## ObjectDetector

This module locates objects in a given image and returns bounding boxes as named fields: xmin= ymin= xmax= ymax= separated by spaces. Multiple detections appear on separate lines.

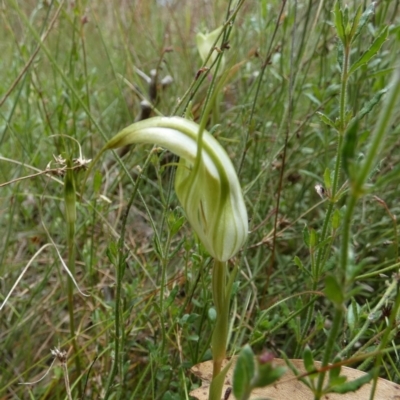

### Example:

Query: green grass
xmin=1 ymin=0 xmax=400 ymax=399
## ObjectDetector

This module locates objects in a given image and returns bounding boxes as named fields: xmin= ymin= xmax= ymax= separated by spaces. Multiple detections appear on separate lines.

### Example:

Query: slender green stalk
xmin=211 ymin=260 xmax=229 ymax=378
xmin=315 ymin=43 xmax=350 ymax=278
xmin=315 ymin=307 xmax=344 ymax=399
xmin=65 ymin=161 xmax=83 ymax=397
xmin=66 ymin=220 xmax=83 ymax=397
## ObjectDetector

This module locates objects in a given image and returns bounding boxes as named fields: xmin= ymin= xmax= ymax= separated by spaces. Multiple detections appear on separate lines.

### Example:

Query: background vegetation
xmin=1 ymin=0 xmax=400 ymax=399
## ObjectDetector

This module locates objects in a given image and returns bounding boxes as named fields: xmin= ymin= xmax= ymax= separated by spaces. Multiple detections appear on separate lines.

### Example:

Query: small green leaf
xmin=325 ymin=275 xmax=344 ymax=306
xmin=329 ymin=375 xmax=347 ymax=387
xmin=330 ymin=370 xmax=375 ymax=394
xmin=333 ymin=1 xmax=345 ymax=44
xmin=328 ymin=359 xmax=346 ymax=388
xmin=294 ymin=256 xmax=312 ymax=278
xmin=347 ymin=298 xmax=359 ymax=333
xmin=349 ymin=6 xmax=362 ymax=40
xmin=354 ymin=89 xmax=387 ymax=122
xmin=303 ymin=347 xmax=315 ymax=373
xmin=293 ymin=256 xmax=304 ymax=270
xmin=329 ymin=359 xmax=342 ymax=381
xmin=323 ymin=168 xmax=332 ymax=190
xmin=343 ymin=6 xmax=349 ymax=32
xmin=314 ymin=236 xmax=332 ymax=252
xmin=352 ymin=3 xmax=376 ymax=42
xmin=349 ymin=27 xmax=389 ymax=75
xmin=106 ymin=242 xmax=118 ymax=266
xmin=168 ymin=213 xmax=185 ymax=236
xmin=233 ymin=345 xmax=255 ymax=399
xmin=253 ymin=363 xmax=286 ymax=388
xmin=165 ymin=286 xmax=179 ymax=309
xmin=317 ymin=112 xmax=336 ymax=130
xmin=304 ymin=92 xmax=321 ymax=106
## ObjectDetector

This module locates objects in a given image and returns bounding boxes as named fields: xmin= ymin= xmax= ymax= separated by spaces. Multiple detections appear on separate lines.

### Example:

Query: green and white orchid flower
xmin=196 ymin=26 xmax=226 ymax=72
xmin=103 ymin=116 xmax=248 ymax=262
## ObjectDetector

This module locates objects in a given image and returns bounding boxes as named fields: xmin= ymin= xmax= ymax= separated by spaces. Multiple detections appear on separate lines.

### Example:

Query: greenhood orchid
xmin=196 ymin=26 xmax=226 ymax=73
xmin=101 ymin=116 xmax=248 ymax=262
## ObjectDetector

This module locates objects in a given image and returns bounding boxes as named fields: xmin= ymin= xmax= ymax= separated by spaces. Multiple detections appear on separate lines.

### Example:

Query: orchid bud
xmin=196 ymin=26 xmax=226 ymax=72
xmin=104 ymin=116 xmax=248 ymax=261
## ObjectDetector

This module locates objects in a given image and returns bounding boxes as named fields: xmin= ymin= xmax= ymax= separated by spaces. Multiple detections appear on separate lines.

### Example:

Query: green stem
xmin=315 ymin=43 xmax=350 ymax=277
xmin=315 ymin=307 xmax=344 ymax=399
xmin=66 ymin=221 xmax=83 ymax=397
xmin=211 ymin=259 xmax=229 ymax=378
xmin=313 ymin=43 xmax=353 ymax=399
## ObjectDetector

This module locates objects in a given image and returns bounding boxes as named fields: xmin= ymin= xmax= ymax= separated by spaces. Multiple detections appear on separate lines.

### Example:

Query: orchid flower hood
xmin=104 ymin=116 xmax=248 ymax=262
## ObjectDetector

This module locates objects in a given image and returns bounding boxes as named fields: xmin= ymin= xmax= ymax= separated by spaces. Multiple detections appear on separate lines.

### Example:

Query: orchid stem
xmin=211 ymin=259 xmax=230 ymax=378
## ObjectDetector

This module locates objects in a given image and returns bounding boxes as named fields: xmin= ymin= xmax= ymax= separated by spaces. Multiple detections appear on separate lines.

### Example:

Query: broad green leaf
xmin=325 ymin=275 xmax=344 ymax=306
xmin=349 ymin=27 xmax=389 ymax=75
